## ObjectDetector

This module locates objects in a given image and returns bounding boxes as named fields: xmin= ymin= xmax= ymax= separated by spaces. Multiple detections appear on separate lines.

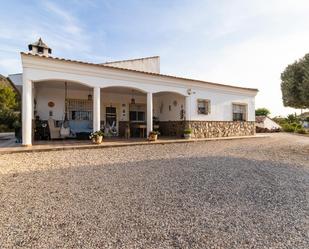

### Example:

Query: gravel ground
xmin=0 ymin=133 xmax=308 ymax=249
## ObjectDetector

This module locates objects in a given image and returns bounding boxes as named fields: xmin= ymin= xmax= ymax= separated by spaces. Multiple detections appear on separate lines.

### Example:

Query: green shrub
xmin=296 ymin=128 xmax=307 ymax=134
xmin=0 ymin=124 xmax=9 ymax=132
xmin=282 ymin=124 xmax=294 ymax=132
xmin=0 ymin=110 xmax=19 ymax=132
xmin=183 ymin=129 xmax=192 ymax=134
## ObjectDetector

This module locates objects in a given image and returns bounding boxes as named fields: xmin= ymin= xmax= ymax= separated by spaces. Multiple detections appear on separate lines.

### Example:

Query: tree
xmin=281 ymin=53 xmax=309 ymax=109
xmin=0 ymin=84 xmax=19 ymax=131
xmin=255 ymin=108 xmax=270 ymax=116
xmin=286 ymin=113 xmax=298 ymax=123
xmin=0 ymin=84 xmax=18 ymax=111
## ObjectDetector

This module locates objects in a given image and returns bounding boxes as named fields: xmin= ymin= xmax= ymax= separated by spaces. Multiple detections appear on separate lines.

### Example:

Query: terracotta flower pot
xmin=148 ymin=134 xmax=158 ymax=141
xmin=184 ymin=134 xmax=191 ymax=139
xmin=93 ymin=135 xmax=103 ymax=144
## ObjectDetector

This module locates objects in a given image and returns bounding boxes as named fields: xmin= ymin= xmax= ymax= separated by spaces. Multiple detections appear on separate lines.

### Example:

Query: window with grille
xmin=197 ymin=99 xmax=211 ymax=115
xmin=68 ymin=99 xmax=93 ymax=120
xmin=129 ymin=104 xmax=146 ymax=122
xmin=129 ymin=111 xmax=145 ymax=122
xmin=232 ymin=104 xmax=247 ymax=121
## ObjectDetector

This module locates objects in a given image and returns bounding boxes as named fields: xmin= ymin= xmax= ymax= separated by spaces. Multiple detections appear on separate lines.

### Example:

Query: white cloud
xmin=0 ymin=58 xmax=21 ymax=74
xmin=43 ymin=1 xmax=83 ymax=36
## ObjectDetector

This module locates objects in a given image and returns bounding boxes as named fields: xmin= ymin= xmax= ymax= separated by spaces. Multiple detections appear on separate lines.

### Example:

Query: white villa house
xmin=9 ymin=39 xmax=258 ymax=146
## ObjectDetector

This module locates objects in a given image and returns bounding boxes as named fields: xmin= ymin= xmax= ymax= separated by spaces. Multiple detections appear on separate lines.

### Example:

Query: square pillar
xmin=93 ymin=87 xmax=101 ymax=132
xmin=22 ymin=79 xmax=33 ymax=146
xmin=147 ymin=92 xmax=153 ymax=136
xmin=185 ymin=95 xmax=191 ymax=121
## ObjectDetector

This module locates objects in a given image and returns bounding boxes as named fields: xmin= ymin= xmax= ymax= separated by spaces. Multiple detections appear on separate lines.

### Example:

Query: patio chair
xmin=48 ymin=118 xmax=61 ymax=140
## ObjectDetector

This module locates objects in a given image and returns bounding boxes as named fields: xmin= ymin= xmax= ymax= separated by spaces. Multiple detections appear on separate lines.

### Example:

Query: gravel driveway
xmin=0 ymin=133 xmax=308 ymax=248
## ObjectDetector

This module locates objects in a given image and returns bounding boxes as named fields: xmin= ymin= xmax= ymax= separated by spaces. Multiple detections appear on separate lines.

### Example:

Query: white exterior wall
xmin=103 ymin=57 xmax=160 ymax=73
xmin=256 ymin=117 xmax=281 ymax=129
xmin=264 ymin=117 xmax=281 ymax=129
xmin=189 ymin=89 xmax=256 ymax=121
xmin=153 ymin=93 xmax=185 ymax=121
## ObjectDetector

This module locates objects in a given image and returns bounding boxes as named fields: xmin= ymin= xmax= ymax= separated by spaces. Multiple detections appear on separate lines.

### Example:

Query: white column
xmin=22 ymin=79 xmax=33 ymax=146
xmin=147 ymin=92 xmax=153 ymax=136
xmin=93 ymin=87 xmax=101 ymax=132
xmin=185 ymin=95 xmax=191 ymax=121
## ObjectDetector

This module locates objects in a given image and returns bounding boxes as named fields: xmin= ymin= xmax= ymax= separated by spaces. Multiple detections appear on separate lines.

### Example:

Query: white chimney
xmin=28 ymin=38 xmax=52 ymax=56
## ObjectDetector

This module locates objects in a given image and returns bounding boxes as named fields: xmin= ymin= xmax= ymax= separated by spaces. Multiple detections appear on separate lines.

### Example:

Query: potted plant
xmin=89 ymin=130 xmax=104 ymax=144
xmin=183 ymin=129 xmax=192 ymax=139
xmin=148 ymin=131 xmax=160 ymax=141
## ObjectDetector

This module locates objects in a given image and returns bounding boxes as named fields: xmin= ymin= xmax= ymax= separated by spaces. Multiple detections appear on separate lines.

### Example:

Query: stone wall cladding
xmin=187 ymin=121 xmax=255 ymax=138
xmin=118 ymin=121 xmax=129 ymax=137
xmin=158 ymin=121 xmax=255 ymax=138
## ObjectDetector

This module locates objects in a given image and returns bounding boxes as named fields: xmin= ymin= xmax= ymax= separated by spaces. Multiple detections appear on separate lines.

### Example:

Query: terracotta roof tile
xmin=255 ymin=116 xmax=266 ymax=123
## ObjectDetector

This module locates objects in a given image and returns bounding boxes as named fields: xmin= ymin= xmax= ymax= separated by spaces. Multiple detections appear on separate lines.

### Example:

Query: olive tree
xmin=281 ymin=53 xmax=309 ymax=109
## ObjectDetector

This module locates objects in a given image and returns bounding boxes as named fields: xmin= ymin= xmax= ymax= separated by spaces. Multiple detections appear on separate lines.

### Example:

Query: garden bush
xmin=290 ymin=122 xmax=302 ymax=130
xmin=296 ymin=128 xmax=307 ymax=134
xmin=282 ymin=124 xmax=294 ymax=132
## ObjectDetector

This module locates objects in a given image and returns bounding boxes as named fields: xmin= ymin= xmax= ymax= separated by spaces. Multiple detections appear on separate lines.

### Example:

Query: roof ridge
xmin=102 ymin=56 xmax=160 ymax=65
xmin=20 ymin=52 xmax=258 ymax=92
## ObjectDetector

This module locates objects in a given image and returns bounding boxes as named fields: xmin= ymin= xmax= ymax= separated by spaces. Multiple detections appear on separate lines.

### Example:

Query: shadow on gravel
xmin=1 ymin=156 xmax=309 ymax=248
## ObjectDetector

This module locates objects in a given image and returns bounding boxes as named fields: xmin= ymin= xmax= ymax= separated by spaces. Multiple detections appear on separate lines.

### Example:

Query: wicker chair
xmin=48 ymin=118 xmax=61 ymax=139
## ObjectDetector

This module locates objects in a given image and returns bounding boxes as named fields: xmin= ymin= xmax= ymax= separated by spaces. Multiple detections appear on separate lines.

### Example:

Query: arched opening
xmin=34 ymin=80 xmax=92 ymax=121
xmin=33 ymin=80 xmax=94 ymax=141
xmin=101 ymin=86 xmax=147 ymax=138
xmin=153 ymin=91 xmax=186 ymax=137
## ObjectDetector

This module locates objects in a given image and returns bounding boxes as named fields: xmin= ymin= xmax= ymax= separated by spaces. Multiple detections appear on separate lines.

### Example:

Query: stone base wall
xmin=118 ymin=121 xmax=129 ymax=137
xmin=158 ymin=121 xmax=255 ymax=138
xmin=187 ymin=121 xmax=255 ymax=138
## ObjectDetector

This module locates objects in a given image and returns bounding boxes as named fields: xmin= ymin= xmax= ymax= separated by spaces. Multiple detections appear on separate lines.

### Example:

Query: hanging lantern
xmin=131 ymin=90 xmax=135 ymax=104
xmin=88 ymin=88 xmax=92 ymax=100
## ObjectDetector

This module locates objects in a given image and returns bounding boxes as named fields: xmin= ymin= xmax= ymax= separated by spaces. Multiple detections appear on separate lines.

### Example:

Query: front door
xmin=105 ymin=106 xmax=117 ymax=136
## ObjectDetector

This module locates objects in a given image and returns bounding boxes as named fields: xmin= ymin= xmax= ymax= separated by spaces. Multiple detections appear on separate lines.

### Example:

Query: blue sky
xmin=1 ymin=0 xmax=309 ymax=116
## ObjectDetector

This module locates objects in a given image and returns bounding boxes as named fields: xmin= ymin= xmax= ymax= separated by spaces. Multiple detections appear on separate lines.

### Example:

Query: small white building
xmin=255 ymin=116 xmax=281 ymax=131
xmin=299 ymin=112 xmax=309 ymax=129
xmin=9 ymin=38 xmax=258 ymax=146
